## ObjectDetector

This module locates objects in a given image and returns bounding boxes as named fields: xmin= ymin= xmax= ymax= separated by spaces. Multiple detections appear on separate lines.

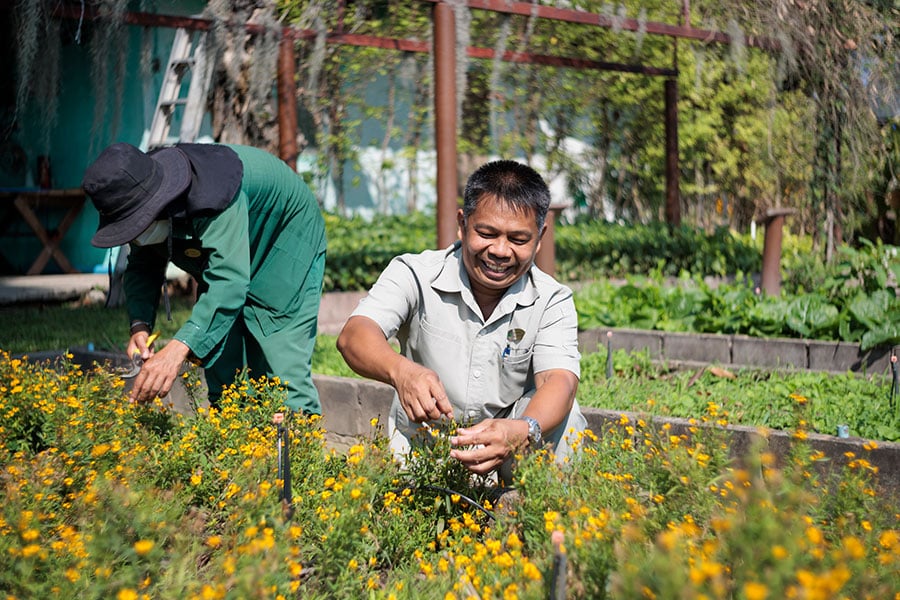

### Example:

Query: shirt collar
xmin=431 ymin=242 xmax=539 ymax=321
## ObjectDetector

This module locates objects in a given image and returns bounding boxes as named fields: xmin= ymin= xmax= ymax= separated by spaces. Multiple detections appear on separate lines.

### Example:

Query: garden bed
xmin=15 ymin=347 xmax=900 ymax=501
xmin=3 ymin=349 xmax=898 ymax=599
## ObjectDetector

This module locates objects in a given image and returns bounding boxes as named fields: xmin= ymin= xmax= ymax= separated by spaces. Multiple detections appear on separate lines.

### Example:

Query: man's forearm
xmin=522 ymin=369 xmax=579 ymax=434
xmin=336 ymin=316 xmax=404 ymax=386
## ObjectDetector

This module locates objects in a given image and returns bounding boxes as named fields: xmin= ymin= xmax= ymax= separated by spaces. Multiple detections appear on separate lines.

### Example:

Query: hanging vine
xmin=13 ymin=0 xmax=62 ymax=154
xmin=88 ymin=0 xmax=128 ymax=156
xmin=448 ymin=0 xmax=471 ymax=130
xmin=702 ymin=0 xmax=897 ymax=255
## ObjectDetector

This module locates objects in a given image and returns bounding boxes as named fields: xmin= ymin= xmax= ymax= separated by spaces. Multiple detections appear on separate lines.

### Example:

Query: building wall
xmin=2 ymin=1 xmax=204 ymax=274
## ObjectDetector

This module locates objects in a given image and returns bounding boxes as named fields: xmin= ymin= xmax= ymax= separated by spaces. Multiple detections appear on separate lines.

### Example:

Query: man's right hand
xmin=129 ymin=339 xmax=191 ymax=404
xmin=390 ymin=359 xmax=453 ymax=423
xmin=337 ymin=315 xmax=453 ymax=423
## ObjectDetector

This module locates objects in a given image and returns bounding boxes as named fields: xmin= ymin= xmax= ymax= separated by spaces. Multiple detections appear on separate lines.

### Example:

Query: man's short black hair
xmin=462 ymin=160 xmax=551 ymax=230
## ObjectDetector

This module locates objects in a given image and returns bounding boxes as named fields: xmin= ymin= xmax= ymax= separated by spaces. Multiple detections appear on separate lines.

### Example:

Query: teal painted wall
xmin=3 ymin=1 xmax=205 ymax=274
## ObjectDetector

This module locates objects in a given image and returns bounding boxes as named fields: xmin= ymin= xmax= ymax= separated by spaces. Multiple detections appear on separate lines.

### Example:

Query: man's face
xmin=457 ymin=195 xmax=544 ymax=296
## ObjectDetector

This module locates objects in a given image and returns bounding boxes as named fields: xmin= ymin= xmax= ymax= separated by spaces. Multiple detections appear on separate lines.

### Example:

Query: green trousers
xmin=205 ymin=250 xmax=325 ymax=414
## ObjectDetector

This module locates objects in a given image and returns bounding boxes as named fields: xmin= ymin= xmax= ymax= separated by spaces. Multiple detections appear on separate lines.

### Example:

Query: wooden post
xmin=434 ymin=2 xmax=458 ymax=249
xmin=277 ymin=32 xmax=299 ymax=171
xmin=664 ymin=78 xmax=680 ymax=226
xmin=535 ymin=204 xmax=569 ymax=278
xmin=759 ymin=208 xmax=796 ymax=296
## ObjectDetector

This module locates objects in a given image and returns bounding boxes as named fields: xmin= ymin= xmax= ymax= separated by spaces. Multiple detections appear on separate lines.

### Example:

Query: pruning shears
xmin=121 ymin=331 xmax=160 ymax=379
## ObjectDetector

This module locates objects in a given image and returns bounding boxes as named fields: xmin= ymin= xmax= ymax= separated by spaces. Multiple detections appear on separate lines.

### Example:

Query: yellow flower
xmin=842 ymin=536 xmax=866 ymax=559
xmin=789 ymin=393 xmax=808 ymax=405
xmin=743 ymin=581 xmax=768 ymax=600
xmin=117 ymin=589 xmax=138 ymax=600
xmin=805 ymin=526 xmax=823 ymax=545
xmin=522 ymin=561 xmax=542 ymax=581
xmin=134 ymin=540 xmax=155 ymax=555
xmin=91 ymin=443 xmax=111 ymax=457
xmin=206 ymin=535 xmax=222 ymax=548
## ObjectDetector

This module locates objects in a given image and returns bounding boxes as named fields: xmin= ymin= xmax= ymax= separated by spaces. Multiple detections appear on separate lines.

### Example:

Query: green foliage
xmin=555 ymin=220 xmax=761 ymax=280
xmin=575 ymin=239 xmax=900 ymax=348
xmin=322 ymin=211 xmax=434 ymax=292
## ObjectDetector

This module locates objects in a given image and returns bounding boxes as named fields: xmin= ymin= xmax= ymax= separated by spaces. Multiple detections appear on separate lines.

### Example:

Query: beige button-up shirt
xmin=351 ymin=242 xmax=582 ymax=444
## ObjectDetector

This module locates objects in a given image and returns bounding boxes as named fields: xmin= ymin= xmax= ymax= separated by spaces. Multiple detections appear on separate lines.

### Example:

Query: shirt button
xmin=473 ymin=369 xmax=482 ymax=378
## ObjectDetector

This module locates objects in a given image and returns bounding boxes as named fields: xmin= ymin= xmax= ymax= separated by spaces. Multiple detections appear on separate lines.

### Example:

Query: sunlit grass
xmin=0 ymin=297 xmax=194 ymax=354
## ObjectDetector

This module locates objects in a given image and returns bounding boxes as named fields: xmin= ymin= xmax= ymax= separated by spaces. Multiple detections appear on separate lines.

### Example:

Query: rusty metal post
xmin=759 ymin=208 xmax=796 ymax=296
xmin=664 ymin=78 xmax=680 ymax=227
xmin=535 ymin=203 xmax=568 ymax=278
xmin=277 ymin=32 xmax=299 ymax=171
xmin=434 ymin=2 xmax=458 ymax=249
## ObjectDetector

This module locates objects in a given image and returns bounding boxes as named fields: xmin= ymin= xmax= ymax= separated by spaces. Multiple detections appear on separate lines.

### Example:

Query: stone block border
xmin=579 ymin=328 xmax=899 ymax=375
xmin=313 ymin=375 xmax=900 ymax=500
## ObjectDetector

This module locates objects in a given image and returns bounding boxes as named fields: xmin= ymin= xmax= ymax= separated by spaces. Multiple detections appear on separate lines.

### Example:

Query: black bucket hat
xmin=83 ymin=142 xmax=191 ymax=248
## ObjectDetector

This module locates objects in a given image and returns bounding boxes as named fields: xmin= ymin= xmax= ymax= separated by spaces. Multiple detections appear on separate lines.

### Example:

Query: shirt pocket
xmin=498 ymin=343 xmax=534 ymax=405
xmin=415 ymin=316 xmax=462 ymax=364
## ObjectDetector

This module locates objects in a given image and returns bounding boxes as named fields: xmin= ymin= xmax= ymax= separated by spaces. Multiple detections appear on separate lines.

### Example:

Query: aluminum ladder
xmin=147 ymin=28 xmax=213 ymax=149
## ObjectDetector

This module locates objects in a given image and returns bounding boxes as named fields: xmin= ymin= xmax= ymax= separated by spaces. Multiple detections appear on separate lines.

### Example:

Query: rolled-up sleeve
xmin=350 ymin=256 xmax=418 ymax=340
xmin=531 ymin=287 xmax=581 ymax=379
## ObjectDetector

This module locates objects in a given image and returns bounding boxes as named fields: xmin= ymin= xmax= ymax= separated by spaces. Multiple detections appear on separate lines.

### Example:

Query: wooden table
xmin=0 ymin=188 xmax=87 ymax=275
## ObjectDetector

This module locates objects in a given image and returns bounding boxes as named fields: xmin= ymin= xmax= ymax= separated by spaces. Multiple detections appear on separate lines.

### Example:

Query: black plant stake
xmin=274 ymin=412 xmax=294 ymax=519
xmin=606 ymin=331 xmax=613 ymax=379
xmin=549 ymin=530 xmax=567 ymax=600
xmin=891 ymin=354 xmax=898 ymax=417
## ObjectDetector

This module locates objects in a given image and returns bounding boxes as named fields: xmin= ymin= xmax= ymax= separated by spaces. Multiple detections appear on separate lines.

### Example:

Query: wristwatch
xmin=519 ymin=416 xmax=542 ymax=447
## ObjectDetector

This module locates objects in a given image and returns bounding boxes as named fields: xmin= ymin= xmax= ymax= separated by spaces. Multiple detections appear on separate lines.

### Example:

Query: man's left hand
xmin=449 ymin=418 xmax=530 ymax=476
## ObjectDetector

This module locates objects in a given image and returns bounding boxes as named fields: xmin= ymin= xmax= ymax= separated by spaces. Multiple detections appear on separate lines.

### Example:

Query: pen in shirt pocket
xmin=501 ymin=328 xmax=525 ymax=363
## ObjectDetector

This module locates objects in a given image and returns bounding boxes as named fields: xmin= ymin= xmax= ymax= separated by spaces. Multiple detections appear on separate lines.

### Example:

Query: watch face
xmin=523 ymin=417 xmax=541 ymax=445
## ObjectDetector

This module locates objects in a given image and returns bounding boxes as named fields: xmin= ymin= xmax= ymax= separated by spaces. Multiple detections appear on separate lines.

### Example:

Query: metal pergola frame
xmin=52 ymin=0 xmax=776 ymax=270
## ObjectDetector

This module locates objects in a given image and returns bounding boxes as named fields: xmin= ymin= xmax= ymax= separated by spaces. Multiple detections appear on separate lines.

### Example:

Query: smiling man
xmin=337 ymin=160 xmax=586 ymax=479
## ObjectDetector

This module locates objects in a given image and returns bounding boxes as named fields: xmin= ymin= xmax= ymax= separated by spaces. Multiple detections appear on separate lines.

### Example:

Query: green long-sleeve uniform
xmin=124 ymin=144 xmax=326 ymax=413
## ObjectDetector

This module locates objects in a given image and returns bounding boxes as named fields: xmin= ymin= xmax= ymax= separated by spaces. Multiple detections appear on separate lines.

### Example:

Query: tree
xmin=697 ymin=0 xmax=898 ymax=257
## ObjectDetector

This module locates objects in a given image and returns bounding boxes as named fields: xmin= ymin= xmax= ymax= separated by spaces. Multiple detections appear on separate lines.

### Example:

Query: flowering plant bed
xmin=1 ymin=351 xmax=898 ymax=599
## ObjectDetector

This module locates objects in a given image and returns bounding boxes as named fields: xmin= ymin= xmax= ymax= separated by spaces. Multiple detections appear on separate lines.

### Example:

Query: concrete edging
xmin=579 ymin=327 xmax=899 ymax=375
xmin=312 ymin=375 xmax=900 ymax=500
